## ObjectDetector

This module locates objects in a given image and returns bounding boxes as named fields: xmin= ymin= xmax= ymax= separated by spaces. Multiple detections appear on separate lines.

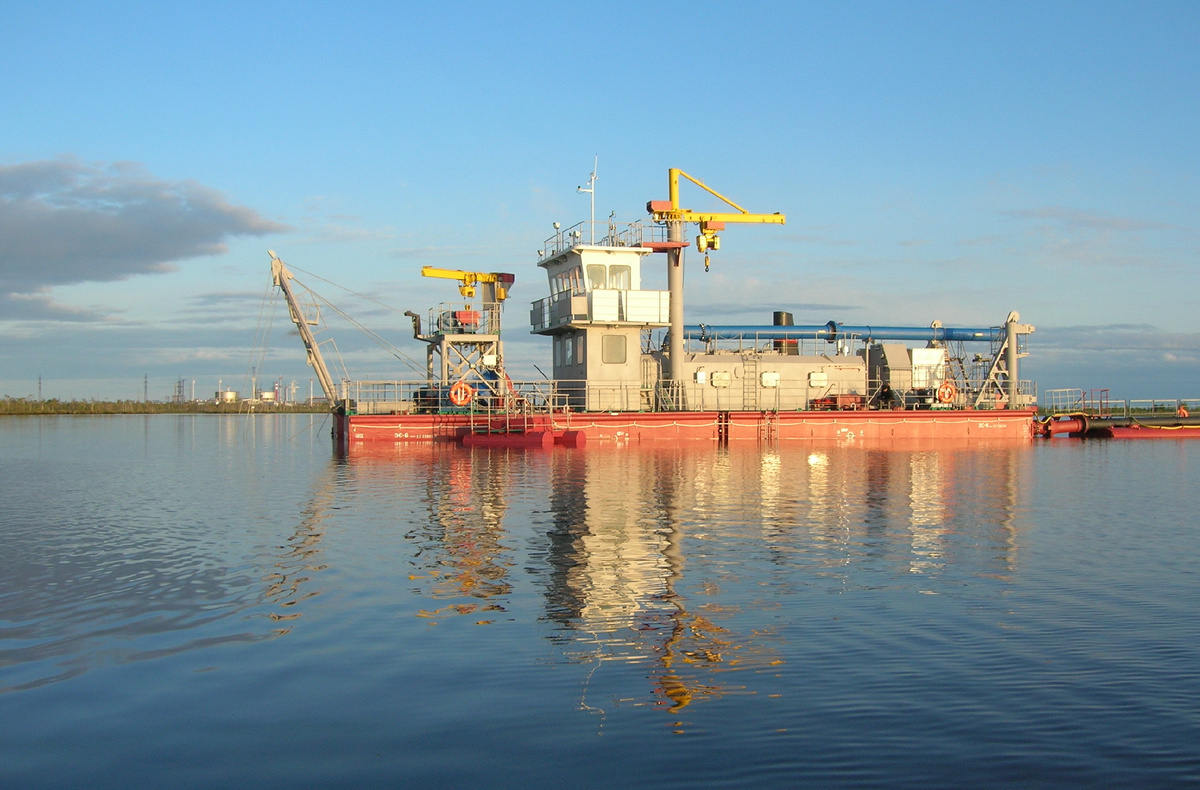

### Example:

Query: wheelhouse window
xmin=586 ymin=264 xmax=607 ymax=290
xmin=608 ymin=264 xmax=631 ymax=290
xmin=551 ymin=267 xmax=584 ymax=296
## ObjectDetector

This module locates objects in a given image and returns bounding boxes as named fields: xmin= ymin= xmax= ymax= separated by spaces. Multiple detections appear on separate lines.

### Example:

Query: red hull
xmin=338 ymin=408 xmax=1037 ymax=451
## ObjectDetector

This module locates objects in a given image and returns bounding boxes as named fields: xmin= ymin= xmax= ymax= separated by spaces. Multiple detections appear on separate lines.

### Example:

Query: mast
xmin=577 ymin=156 xmax=597 ymax=244
xmin=269 ymin=251 xmax=340 ymax=408
xmin=666 ymin=219 xmax=686 ymax=393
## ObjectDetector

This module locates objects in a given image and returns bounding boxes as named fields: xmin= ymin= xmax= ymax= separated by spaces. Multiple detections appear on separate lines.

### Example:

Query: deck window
xmin=601 ymin=334 xmax=626 ymax=364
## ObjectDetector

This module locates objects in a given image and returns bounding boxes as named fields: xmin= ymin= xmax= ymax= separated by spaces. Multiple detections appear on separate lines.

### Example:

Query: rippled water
xmin=2 ymin=415 xmax=1198 ymax=788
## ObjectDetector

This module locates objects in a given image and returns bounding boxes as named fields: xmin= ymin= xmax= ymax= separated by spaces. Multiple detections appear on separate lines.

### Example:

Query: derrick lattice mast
xmin=269 ymin=251 xmax=340 ymax=408
xmin=972 ymin=311 xmax=1036 ymax=408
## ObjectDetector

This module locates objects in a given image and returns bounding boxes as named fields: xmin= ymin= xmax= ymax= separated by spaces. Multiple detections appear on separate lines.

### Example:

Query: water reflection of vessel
xmin=271 ymin=169 xmax=1041 ymax=452
xmin=343 ymin=443 xmax=515 ymax=623
xmin=529 ymin=442 xmax=1029 ymax=714
xmin=339 ymin=440 xmax=1029 ymax=715
xmin=538 ymin=447 xmax=779 ymax=713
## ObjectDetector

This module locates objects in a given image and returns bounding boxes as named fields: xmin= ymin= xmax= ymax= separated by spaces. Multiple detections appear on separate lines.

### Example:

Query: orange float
xmin=448 ymin=380 xmax=475 ymax=407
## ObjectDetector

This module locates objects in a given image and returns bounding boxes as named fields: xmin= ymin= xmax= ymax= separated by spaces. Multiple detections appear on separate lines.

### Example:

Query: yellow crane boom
xmin=421 ymin=266 xmax=515 ymax=301
xmin=647 ymin=168 xmax=785 ymax=256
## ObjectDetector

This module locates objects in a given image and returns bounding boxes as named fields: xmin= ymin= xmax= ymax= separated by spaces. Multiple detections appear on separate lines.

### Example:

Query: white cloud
xmin=1038 ymin=324 xmax=1200 ymax=352
xmin=0 ymin=157 xmax=289 ymax=319
xmin=1002 ymin=206 xmax=1179 ymax=233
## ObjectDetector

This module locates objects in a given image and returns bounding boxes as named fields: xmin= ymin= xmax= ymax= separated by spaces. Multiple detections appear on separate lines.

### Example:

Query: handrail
xmin=538 ymin=221 xmax=668 ymax=260
xmin=339 ymin=377 xmax=1036 ymax=416
xmin=1043 ymin=389 xmax=1198 ymax=418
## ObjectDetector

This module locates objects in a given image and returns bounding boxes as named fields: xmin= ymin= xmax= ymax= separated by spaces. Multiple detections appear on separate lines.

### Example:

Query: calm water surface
xmin=1 ymin=415 xmax=1198 ymax=788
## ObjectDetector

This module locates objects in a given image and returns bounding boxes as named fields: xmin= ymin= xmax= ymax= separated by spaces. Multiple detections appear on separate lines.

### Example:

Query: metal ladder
xmin=742 ymin=354 xmax=759 ymax=410
xmin=762 ymin=409 xmax=779 ymax=444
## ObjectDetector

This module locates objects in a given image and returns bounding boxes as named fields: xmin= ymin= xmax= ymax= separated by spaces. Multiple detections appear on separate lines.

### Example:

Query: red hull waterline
xmin=336 ymin=408 xmax=1038 ymax=451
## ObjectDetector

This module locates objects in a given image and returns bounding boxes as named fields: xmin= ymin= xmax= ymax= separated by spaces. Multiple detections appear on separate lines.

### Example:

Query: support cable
xmin=281 ymin=265 xmax=427 ymax=377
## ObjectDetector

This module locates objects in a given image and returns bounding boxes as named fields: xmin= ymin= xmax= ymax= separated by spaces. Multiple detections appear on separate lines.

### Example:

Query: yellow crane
xmin=414 ymin=267 xmax=516 ymax=386
xmin=647 ymin=168 xmax=785 ymax=270
xmin=420 ymin=266 xmax=515 ymax=302
xmin=646 ymin=169 xmax=785 ymax=396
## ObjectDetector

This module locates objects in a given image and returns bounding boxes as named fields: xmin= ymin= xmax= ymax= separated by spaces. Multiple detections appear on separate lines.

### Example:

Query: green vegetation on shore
xmin=1 ymin=398 xmax=328 ymax=415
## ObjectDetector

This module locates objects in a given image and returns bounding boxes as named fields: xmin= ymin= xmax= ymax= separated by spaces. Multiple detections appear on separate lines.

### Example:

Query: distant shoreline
xmin=1 ymin=400 xmax=327 ymax=416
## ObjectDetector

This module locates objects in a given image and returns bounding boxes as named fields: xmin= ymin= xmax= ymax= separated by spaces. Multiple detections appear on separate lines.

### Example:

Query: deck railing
xmin=538 ymin=220 xmax=668 ymax=260
xmin=1044 ymin=388 xmax=1197 ymax=418
xmin=339 ymin=377 xmax=1037 ymax=416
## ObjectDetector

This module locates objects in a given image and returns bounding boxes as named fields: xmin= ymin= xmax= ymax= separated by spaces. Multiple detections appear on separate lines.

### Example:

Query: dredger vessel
xmin=273 ymin=168 xmax=1044 ymax=451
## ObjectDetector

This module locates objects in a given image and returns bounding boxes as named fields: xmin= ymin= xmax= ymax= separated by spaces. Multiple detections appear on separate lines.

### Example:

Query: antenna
xmin=577 ymin=155 xmax=597 ymax=244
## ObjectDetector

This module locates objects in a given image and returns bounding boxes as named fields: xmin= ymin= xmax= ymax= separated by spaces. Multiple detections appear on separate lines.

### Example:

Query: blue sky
xmin=2 ymin=1 xmax=1197 ymax=401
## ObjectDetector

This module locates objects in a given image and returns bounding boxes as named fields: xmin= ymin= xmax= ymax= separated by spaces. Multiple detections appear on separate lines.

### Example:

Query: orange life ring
xmin=936 ymin=381 xmax=957 ymax=404
xmin=448 ymin=380 xmax=475 ymax=407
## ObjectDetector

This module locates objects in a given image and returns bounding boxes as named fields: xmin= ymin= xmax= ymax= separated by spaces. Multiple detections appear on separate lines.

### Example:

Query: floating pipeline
xmin=1038 ymin=413 xmax=1200 ymax=439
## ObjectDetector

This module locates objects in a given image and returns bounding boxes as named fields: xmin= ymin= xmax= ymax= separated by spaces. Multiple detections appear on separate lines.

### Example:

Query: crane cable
xmin=280 ymin=264 xmax=426 ymax=376
xmin=246 ymin=277 xmax=279 ymax=402
xmin=240 ymin=278 xmax=282 ymax=436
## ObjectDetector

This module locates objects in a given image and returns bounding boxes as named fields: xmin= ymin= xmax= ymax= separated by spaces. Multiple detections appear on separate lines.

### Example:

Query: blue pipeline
xmin=683 ymin=322 xmax=1002 ymax=343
